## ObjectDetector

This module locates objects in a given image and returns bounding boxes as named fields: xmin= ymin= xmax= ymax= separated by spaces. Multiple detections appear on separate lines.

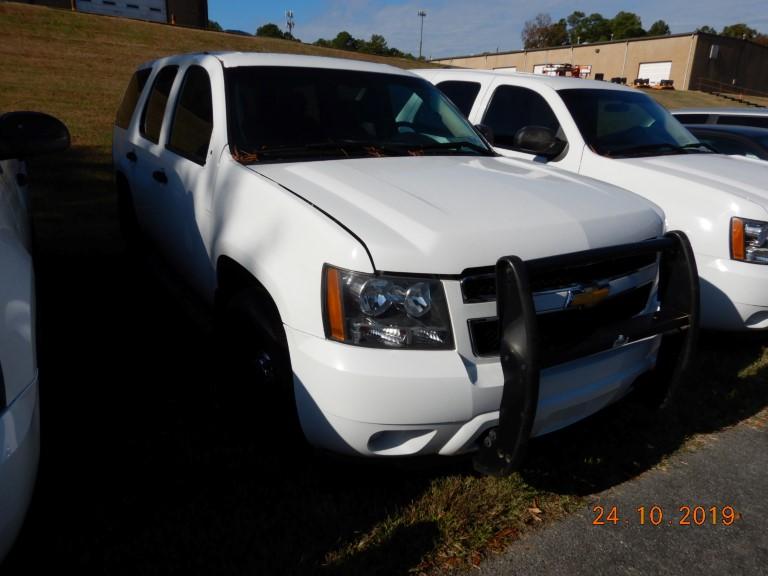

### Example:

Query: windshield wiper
xmin=408 ymin=140 xmax=493 ymax=155
xmin=607 ymin=142 xmax=713 ymax=158
xmin=245 ymin=140 xmax=411 ymax=161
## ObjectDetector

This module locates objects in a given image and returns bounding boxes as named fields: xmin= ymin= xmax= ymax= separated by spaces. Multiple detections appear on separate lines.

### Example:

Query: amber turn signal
xmin=325 ymin=266 xmax=346 ymax=341
xmin=731 ymin=218 xmax=745 ymax=261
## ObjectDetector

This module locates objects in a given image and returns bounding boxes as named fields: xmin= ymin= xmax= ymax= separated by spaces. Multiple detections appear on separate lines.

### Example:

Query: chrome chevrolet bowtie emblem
xmin=533 ymin=282 xmax=611 ymax=314
xmin=569 ymin=285 xmax=610 ymax=309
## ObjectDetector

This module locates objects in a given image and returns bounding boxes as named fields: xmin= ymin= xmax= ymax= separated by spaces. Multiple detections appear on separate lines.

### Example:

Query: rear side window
xmin=115 ymin=68 xmax=151 ymax=129
xmin=673 ymin=114 xmax=709 ymax=124
xmin=482 ymin=85 xmax=561 ymax=148
xmin=168 ymin=66 xmax=213 ymax=164
xmin=717 ymin=115 xmax=768 ymax=129
xmin=437 ymin=81 xmax=481 ymax=117
xmin=140 ymin=65 xmax=178 ymax=144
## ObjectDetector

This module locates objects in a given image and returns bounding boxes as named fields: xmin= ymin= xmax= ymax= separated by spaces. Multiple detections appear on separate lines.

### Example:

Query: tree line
xmin=522 ymin=11 xmax=768 ymax=49
xmin=206 ymin=20 xmax=420 ymax=59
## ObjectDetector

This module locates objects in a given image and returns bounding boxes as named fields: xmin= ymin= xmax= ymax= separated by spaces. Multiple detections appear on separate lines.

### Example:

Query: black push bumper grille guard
xmin=473 ymin=231 xmax=699 ymax=476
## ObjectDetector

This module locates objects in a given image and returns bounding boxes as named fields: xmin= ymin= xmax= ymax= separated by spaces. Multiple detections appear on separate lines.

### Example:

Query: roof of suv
xmin=142 ymin=51 xmax=413 ymax=77
xmin=416 ymin=68 xmax=637 ymax=93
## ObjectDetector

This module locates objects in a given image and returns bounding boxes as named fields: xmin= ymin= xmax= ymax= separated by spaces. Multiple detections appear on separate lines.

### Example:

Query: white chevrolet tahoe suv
xmin=113 ymin=53 xmax=697 ymax=474
xmin=417 ymin=69 xmax=768 ymax=330
xmin=0 ymin=112 xmax=69 ymax=562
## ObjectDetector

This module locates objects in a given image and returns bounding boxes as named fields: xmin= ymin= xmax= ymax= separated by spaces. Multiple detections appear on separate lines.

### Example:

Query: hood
xmin=250 ymin=156 xmax=662 ymax=274
xmin=616 ymin=154 xmax=768 ymax=211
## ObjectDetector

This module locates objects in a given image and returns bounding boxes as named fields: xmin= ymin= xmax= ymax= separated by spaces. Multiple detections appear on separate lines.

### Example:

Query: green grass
xmin=2 ymin=3 xmax=768 ymax=574
xmin=646 ymin=88 xmax=755 ymax=110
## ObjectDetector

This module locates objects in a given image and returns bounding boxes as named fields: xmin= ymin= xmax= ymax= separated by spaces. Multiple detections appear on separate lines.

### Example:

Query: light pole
xmin=286 ymin=9 xmax=295 ymax=37
xmin=418 ymin=10 xmax=427 ymax=59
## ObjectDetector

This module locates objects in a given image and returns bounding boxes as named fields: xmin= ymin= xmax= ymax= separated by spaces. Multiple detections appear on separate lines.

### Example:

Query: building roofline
xmin=431 ymin=31 xmax=767 ymax=63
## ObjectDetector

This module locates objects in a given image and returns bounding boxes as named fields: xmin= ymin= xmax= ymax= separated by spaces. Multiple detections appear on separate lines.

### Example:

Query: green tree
xmin=721 ymin=23 xmax=758 ymax=39
xmin=331 ymin=30 xmax=359 ymax=51
xmin=611 ymin=11 xmax=645 ymax=40
xmin=566 ymin=11 xmax=611 ymax=43
xmin=648 ymin=20 xmax=671 ymax=36
xmin=256 ymin=23 xmax=286 ymax=39
xmin=207 ymin=19 xmax=223 ymax=32
xmin=522 ymin=13 xmax=568 ymax=48
xmin=361 ymin=34 xmax=389 ymax=55
xmin=697 ymin=25 xmax=717 ymax=34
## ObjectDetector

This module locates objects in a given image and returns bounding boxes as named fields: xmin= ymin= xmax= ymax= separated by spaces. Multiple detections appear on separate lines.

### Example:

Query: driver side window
xmin=482 ymin=85 xmax=561 ymax=148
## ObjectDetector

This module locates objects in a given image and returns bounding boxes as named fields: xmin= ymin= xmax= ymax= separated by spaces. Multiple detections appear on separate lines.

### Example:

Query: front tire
xmin=216 ymin=289 xmax=303 ymax=444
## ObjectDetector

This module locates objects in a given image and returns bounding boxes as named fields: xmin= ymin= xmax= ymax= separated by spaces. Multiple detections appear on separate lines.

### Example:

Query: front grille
xmin=461 ymin=252 xmax=657 ymax=303
xmin=468 ymin=283 xmax=653 ymax=367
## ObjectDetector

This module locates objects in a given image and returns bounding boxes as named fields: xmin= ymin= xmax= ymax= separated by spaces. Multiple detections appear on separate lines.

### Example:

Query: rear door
xmin=131 ymin=63 xmax=180 ymax=247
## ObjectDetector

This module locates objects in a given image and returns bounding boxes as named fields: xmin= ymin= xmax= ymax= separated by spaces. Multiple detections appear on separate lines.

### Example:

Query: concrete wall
xmin=75 ymin=0 xmax=167 ymax=24
xmin=435 ymin=34 xmax=700 ymax=89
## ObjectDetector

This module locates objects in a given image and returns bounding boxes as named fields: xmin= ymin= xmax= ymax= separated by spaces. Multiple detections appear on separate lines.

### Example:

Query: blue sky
xmin=208 ymin=1 xmax=768 ymax=59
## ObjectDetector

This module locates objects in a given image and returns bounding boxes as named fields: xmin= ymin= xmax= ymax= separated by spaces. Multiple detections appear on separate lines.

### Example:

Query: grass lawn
xmin=2 ymin=3 xmax=768 ymax=574
xmin=646 ymin=88 xmax=754 ymax=109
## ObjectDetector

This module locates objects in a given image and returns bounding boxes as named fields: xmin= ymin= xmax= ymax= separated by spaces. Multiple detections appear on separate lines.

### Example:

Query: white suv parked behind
xmin=112 ymin=53 xmax=697 ymax=474
xmin=417 ymin=69 xmax=768 ymax=330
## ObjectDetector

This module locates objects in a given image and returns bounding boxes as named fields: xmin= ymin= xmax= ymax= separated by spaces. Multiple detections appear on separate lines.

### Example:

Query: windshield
xmin=225 ymin=66 xmax=493 ymax=163
xmin=558 ymin=88 xmax=710 ymax=158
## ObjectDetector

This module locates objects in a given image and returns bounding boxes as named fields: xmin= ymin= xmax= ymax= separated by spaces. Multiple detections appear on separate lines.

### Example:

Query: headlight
xmin=731 ymin=217 xmax=768 ymax=264
xmin=323 ymin=265 xmax=453 ymax=349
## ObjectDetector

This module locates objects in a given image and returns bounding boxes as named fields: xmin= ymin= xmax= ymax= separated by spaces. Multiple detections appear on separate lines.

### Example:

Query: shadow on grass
xmin=522 ymin=331 xmax=768 ymax=495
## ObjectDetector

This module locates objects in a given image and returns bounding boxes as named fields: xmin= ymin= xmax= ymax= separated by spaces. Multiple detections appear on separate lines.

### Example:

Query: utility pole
xmin=418 ymin=10 xmax=427 ymax=59
xmin=286 ymin=9 xmax=295 ymax=37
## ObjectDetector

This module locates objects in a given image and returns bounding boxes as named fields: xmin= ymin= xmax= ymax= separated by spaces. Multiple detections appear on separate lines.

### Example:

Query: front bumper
xmin=287 ymin=326 xmax=660 ymax=457
xmin=0 ymin=376 xmax=40 ymax=563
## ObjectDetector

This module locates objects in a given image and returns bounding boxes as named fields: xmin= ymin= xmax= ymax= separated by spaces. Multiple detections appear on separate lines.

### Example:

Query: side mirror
xmin=512 ymin=126 xmax=566 ymax=159
xmin=474 ymin=123 xmax=495 ymax=145
xmin=0 ymin=111 xmax=70 ymax=161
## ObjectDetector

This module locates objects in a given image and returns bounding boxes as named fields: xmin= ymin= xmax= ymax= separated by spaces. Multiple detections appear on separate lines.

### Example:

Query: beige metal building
xmin=433 ymin=32 xmax=768 ymax=94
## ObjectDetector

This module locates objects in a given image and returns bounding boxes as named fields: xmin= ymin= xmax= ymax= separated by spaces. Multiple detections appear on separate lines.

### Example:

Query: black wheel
xmin=216 ymin=288 xmax=303 ymax=444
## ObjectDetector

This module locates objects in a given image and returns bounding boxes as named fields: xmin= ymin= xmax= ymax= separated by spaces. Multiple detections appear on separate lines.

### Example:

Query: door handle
xmin=126 ymin=151 xmax=137 ymax=162
xmin=152 ymin=170 xmax=168 ymax=184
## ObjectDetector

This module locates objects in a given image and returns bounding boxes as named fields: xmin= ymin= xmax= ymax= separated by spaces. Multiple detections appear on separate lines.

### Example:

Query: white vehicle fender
xmin=210 ymin=156 xmax=374 ymax=337
xmin=580 ymin=153 xmax=768 ymax=259
xmin=0 ymin=230 xmax=35 ymax=405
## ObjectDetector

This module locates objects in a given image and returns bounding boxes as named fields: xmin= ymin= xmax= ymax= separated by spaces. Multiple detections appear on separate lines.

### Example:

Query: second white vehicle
xmin=419 ymin=69 xmax=768 ymax=330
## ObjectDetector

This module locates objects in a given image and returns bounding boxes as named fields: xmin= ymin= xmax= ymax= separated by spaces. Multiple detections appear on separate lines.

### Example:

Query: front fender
xmin=210 ymin=158 xmax=374 ymax=337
